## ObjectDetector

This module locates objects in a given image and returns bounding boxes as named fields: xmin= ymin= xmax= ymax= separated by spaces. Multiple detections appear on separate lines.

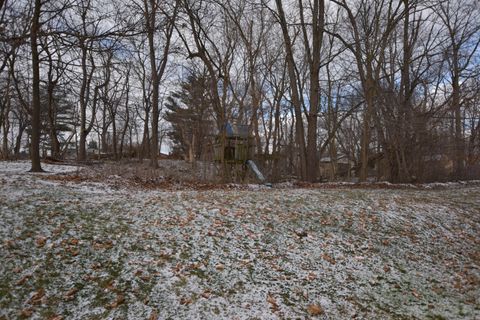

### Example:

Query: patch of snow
xmin=0 ymin=160 xmax=479 ymax=319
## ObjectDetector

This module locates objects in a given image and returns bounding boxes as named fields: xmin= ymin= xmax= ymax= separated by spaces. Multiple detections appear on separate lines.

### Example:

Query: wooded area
xmin=0 ymin=0 xmax=479 ymax=183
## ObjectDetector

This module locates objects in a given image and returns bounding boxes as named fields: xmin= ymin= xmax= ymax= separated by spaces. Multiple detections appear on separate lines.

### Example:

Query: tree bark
xmin=29 ymin=0 xmax=43 ymax=172
xmin=275 ymin=0 xmax=307 ymax=180
xmin=304 ymin=0 xmax=325 ymax=181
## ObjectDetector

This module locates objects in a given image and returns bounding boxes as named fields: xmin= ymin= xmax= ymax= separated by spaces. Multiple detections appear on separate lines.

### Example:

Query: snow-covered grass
xmin=0 ymin=161 xmax=479 ymax=319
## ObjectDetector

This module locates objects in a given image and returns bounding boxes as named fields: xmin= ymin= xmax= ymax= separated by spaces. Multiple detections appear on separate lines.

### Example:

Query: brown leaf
xmin=29 ymin=288 xmax=45 ymax=305
xmin=19 ymin=308 xmax=33 ymax=317
xmin=83 ymin=274 xmax=97 ymax=282
xmin=108 ymin=294 xmax=125 ymax=309
xmin=116 ymin=294 xmax=125 ymax=304
xmin=266 ymin=293 xmax=279 ymax=311
xmin=104 ymin=280 xmax=115 ymax=291
xmin=215 ymin=264 xmax=225 ymax=271
xmin=64 ymin=288 xmax=78 ymax=301
xmin=49 ymin=315 xmax=63 ymax=320
xmin=4 ymin=239 xmax=17 ymax=249
xmin=201 ymin=290 xmax=211 ymax=299
xmin=52 ymin=224 xmax=64 ymax=236
xmin=412 ymin=289 xmax=420 ymax=298
xmin=180 ymin=297 xmax=192 ymax=305
xmin=383 ymin=265 xmax=391 ymax=273
xmin=139 ymin=274 xmax=152 ymax=281
xmin=149 ymin=309 xmax=159 ymax=320
xmin=307 ymin=304 xmax=324 ymax=316
xmin=93 ymin=240 xmax=113 ymax=250
xmin=91 ymin=262 xmax=102 ymax=270
xmin=322 ymin=253 xmax=336 ymax=265
xmin=307 ymin=272 xmax=317 ymax=281
xmin=16 ymin=275 xmax=31 ymax=286
xmin=35 ymin=237 xmax=47 ymax=248
xmin=453 ymin=280 xmax=462 ymax=289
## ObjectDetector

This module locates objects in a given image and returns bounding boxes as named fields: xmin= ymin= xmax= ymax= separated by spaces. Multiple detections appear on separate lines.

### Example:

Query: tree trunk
xmin=78 ymin=43 xmax=90 ymax=162
xmin=1 ymin=78 xmax=10 ymax=160
xmin=1 ymin=115 xmax=9 ymax=160
xmin=112 ymin=113 xmax=117 ymax=159
xmin=14 ymin=124 xmax=25 ymax=157
xmin=275 ymin=0 xmax=307 ymax=180
xmin=119 ymin=83 xmax=130 ymax=159
xmin=47 ymin=83 xmax=61 ymax=158
xmin=305 ymin=0 xmax=324 ymax=182
xmin=359 ymin=78 xmax=375 ymax=182
xmin=29 ymin=0 xmax=43 ymax=172
xmin=141 ymin=117 xmax=150 ymax=161
xmin=452 ymin=50 xmax=464 ymax=178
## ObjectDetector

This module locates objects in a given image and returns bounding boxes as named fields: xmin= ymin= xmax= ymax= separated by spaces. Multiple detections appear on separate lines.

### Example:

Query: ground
xmin=0 ymin=161 xmax=479 ymax=320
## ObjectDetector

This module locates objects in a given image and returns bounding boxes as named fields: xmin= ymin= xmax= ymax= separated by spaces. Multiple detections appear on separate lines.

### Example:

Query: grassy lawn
xmin=0 ymin=161 xmax=479 ymax=319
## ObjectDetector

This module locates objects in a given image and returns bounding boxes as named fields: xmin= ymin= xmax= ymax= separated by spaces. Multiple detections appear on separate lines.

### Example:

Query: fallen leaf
xmin=91 ymin=262 xmax=102 ymax=270
xmin=383 ymin=265 xmax=391 ymax=272
xmin=266 ymin=293 xmax=279 ymax=311
xmin=83 ymin=274 xmax=97 ymax=282
xmin=294 ymin=229 xmax=308 ymax=238
xmin=108 ymin=294 xmax=125 ymax=308
xmin=139 ymin=274 xmax=152 ymax=281
xmin=64 ymin=288 xmax=78 ymax=301
xmin=93 ymin=240 xmax=113 ymax=250
xmin=453 ymin=280 xmax=462 ymax=289
xmin=412 ymin=289 xmax=420 ymax=298
xmin=307 ymin=272 xmax=317 ymax=281
xmin=322 ymin=253 xmax=336 ymax=265
xmin=49 ymin=315 xmax=63 ymax=320
xmin=180 ymin=297 xmax=192 ymax=305
xmin=19 ymin=308 xmax=33 ymax=317
xmin=149 ymin=309 xmax=159 ymax=320
xmin=201 ymin=290 xmax=211 ymax=299
xmin=307 ymin=304 xmax=324 ymax=316
xmin=215 ymin=264 xmax=225 ymax=271
xmin=16 ymin=275 xmax=31 ymax=286
xmin=4 ymin=239 xmax=17 ymax=249
xmin=35 ymin=237 xmax=47 ymax=248
xmin=29 ymin=288 xmax=45 ymax=305
xmin=116 ymin=294 xmax=125 ymax=304
xmin=104 ymin=280 xmax=115 ymax=291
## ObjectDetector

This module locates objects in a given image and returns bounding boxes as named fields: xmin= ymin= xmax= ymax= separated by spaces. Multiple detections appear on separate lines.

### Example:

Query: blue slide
xmin=246 ymin=160 xmax=266 ymax=183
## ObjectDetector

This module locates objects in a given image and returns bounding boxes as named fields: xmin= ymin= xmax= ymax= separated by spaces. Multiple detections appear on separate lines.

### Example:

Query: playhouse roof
xmin=226 ymin=123 xmax=249 ymax=138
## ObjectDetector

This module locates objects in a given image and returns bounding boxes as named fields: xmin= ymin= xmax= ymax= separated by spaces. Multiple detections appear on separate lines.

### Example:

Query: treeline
xmin=0 ymin=0 xmax=479 ymax=182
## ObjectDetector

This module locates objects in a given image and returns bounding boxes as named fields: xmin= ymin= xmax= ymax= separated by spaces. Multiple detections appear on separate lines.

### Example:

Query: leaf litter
xmin=0 ymin=161 xmax=479 ymax=319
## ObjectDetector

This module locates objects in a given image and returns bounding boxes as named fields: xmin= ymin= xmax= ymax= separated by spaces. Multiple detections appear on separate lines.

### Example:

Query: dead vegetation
xmin=41 ymin=160 xmax=480 ymax=192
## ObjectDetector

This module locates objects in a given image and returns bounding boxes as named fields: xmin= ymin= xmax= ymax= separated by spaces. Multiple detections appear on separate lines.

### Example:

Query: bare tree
xmin=29 ymin=0 xmax=43 ymax=171
xmin=329 ymin=0 xmax=405 ymax=181
xmin=433 ymin=0 xmax=480 ymax=178
xmin=133 ymin=0 xmax=179 ymax=167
